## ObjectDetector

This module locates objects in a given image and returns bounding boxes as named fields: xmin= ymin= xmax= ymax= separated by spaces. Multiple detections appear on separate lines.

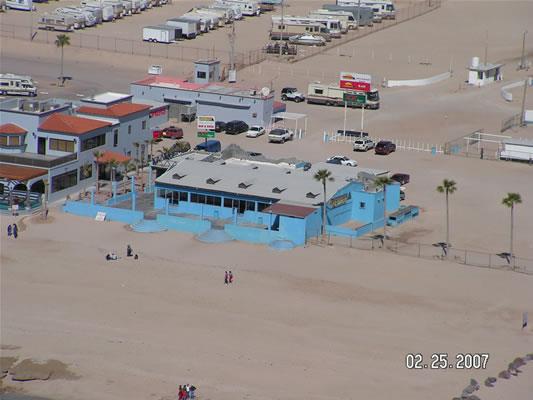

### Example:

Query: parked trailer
xmin=180 ymin=14 xmax=210 ymax=32
xmin=194 ymin=7 xmax=228 ymax=25
xmin=322 ymin=4 xmax=375 ymax=26
xmin=6 ymin=0 xmax=33 ymax=11
xmin=307 ymin=82 xmax=380 ymax=109
xmin=500 ymin=138 xmax=533 ymax=162
xmin=338 ymin=0 xmax=395 ymax=19
xmin=184 ymin=11 xmax=219 ymax=30
xmin=217 ymin=0 xmax=259 ymax=16
xmin=143 ymin=25 xmax=181 ymax=43
xmin=56 ymin=8 xmax=97 ymax=27
xmin=211 ymin=3 xmax=242 ymax=20
xmin=84 ymin=4 xmax=114 ymax=21
xmin=166 ymin=18 xmax=199 ymax=39
xmin=271 ymin=17 xmax=332 ymax=41
xmin=81 ymin=1 xmax=123 ymax=18
xmin=38 ymin=12 xmax=76 ymax=31
xmin=0 ymin=73 xmax=37 ymax=96
xmin=306 ymin=15 xmax=347 ymax=34
xmin=309 ymin=9 xmax=357 ymax=30
xmin=80 ymin=6 xmax=103 ymax=24
xmin=272 ymin=15 xmax=342 ymax=38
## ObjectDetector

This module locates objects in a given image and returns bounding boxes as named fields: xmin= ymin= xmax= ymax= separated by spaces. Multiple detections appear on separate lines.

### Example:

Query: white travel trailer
xmin=500 ymin=138 xmax=533 ymax=162
xmin=184 ymin=11 xmax=219 ymax=29
xmin=212 ymin=2 xmax=242 ymax=19
xmin=143 ymin=25 xmax=181 ymax=43
xmin=205 ymin=5 xmax=234 ymax=22
xmin=270 ymin=18 xmax=332 ymax=41
xmin=56 ymin=8 xmax=97 ymax=27
xmin=306 ymin=15 xmax=347 ymax=34
xmin=6 ymin=0 xmax=33 ymax=11
xmin=38 ymin=12 xmax=76 ymax=31
xmin=337 ymin=0 xmax=395 ymax=19
xmin=80 ymin=2 xmax=115 ymax=21
xmin=0 ymin=73 xmax=37 ymax=97
xmin=80 ymin=6 xmax=103 ymax=24
xmin=272 ymin=15 xmax=342 ymax=37
xmin=120 ymin=0 xmax=132 ymax=16
xmin=166 ymin=17 xmax=200 ymax=39
xmin=309 ymin=9 xmax=357 ymax=30
xmin=180 ymin=14 xmax=209 ymax=32
xmin=217 ymin=0 xmax=259 ymax=16
xmin=81 ymin=1 xmax=123 ymax=18
xmin=194 ymin=7 xmax=227 ymax=25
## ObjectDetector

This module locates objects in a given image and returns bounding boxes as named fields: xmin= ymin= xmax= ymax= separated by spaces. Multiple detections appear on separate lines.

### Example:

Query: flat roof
xmin=503 ymin=138 xmax=533 ymax=146
xmin=131 ymin=97 xmax=168 ymax=111
xmin=156 ymin=156 xmax=388 ymax=206
xmin=132 ymin=75 xmax=274 ymax=100
xmin=145 ymin=25 xmax=178 ymax=30
xmin=0 ymin=163 xmax=48 ymax=181
xmin=468 ymin=63 xmax=504 ymax=72
xmin=263 ymin=203 xmax=317 ymax=218
xmin=81 ymin=92 xmax=133 ymax=105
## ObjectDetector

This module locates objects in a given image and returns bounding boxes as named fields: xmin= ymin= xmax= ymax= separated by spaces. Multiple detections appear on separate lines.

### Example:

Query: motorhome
xmin=0 ymin=74 xmax=37 ymax=97
xmin=270 ymin=19 xmax=331 ymax=41
xmin=79 ymin=6 xmax=103 ymax=24
xmin=166 ymin=17 xmax=200 ymax=39
xmin=6 ymin=0 xmax=33 ymax=11
xmin=56 ymin=8 xmax=97 ymax=27
xmin=272 ymin=15 xmax=341 ymax=38
xmin=143 ymin=25 xmax=181 ymax=43
xmin=81 ymin=0 xmax=123 ymax=19
xmin=211 ymin=2 xmax=242 ymax=19
xmin=337 ymin=0 xmax=395 ymax=19
xmin=217 ymin=0 xmax=259 ymax=16
xmin=306 ymin=82 xmax=380 ymax=109
xmin=322 ymin=4 xmax=375 ymax=26
xmin=306 ymin=15 xmax=347 ymax=34
xmin=38 ymin=12 xmax=76 ymax=31
xmin=309 ymin=9 xmax=357 ymax=30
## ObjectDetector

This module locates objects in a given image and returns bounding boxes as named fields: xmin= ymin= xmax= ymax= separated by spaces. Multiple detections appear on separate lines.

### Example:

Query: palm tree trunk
xmin=510 ymin=205 xmax=514 ymax=259
xmin=446 ymin=189 xmax=450 ymax=247
xmin=382 ymin=186 xmax=387 ymax=238
xmin=95 ymin=162 xmax=100 ymax=193
xmin=60 ymin=46 xmax=64 ymax=84
xmin=322 ymin=181 xmax=327 ymax=242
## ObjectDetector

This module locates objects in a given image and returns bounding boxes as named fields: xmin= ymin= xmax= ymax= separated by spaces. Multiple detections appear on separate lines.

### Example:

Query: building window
xmin=257 ymin=202 xmax=269 ymax=212
xmin=246 ymin=201 xmax=255 ymax=211
xmin=179 ymin=192 xmax=187 ymax=202
xmin=197 ymin=71 xmax=206 ymax=79
xmin=50 ymin=138 xmax=75 ymax=152
xmin=315 ymin=89 xmax=324 ymax=95
xmin=0 ymin=136 xmax=7 ymax=146
xmin=128 ymin=125 xmax=132 ymax=135
xmin=142 ymin=120 xmax=147 ymax=130
xmin=359 ymin=202 xmax=366 ymax=209
xmin=10 ymin=136 xmax=21 ymax=146
xmin=224 ymin=198 xmax=233 ymax=208
xmin=79 ymin=164 xmax=93 ymax=180
xmin=205 ymin=195 xmax=221 ymax=206
xmin=51 ymin=170 xmax=77 ymax=193
xmin=81 ymin=134 xmax=105 ymax=152
xmin=113 ymin=129 xmax=118 ymax=147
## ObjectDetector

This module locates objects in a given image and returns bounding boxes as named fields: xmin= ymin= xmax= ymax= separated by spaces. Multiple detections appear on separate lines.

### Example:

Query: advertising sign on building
xmin=339 ymin=72 xmax=372 ymax=92
xmin=197 ymin=115 xmax=216 ymax=139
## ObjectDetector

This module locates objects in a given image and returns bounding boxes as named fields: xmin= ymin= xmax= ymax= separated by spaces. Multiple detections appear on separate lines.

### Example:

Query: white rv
xmin=38 ymin=13 xmax=76 ymax=31
xmin=500 ymin=138 xmax=533 ymax=162
xmin=183 ymin=11 xmax=218 ymax=30
xmin=272 ymin=15 xmax=342 ymax=38
xmin=270 ymin=18 xmax=332 ymax=41
xmin=337 ymin=0 xmax=395 ymax=19
xmin=179 ymin=14 xmax=209 ymax=32
xmin=6 ymin=0 xmax=33 ymax=11
xmin=56 ymin=8 xmax=97 ymax=27
xmin=212 ymin=2 xmax=242 ymax=20
xmin=80 ymin=6 xmax=103 ymax=24
xmin=207 ymin=5 xmax=235 ymax=22
xmin=309 ymin=9 xmax=357 ymax=30
xmin=80 ymin=2 xmax=115 ymax=21
xmin=0 ymin=74 xmax=37 ymax=97
xmin=194 ymin=7 xmax=227 ymax=25
xmin=166 ymin=18 xmax=200 ymax=39
xmin=217 ymin=0 xmax=259 ymax=16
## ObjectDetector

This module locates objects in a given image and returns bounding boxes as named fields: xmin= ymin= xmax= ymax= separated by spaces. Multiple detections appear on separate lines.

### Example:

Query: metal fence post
xmin=464 ymin=249 xmax=467 ymax=264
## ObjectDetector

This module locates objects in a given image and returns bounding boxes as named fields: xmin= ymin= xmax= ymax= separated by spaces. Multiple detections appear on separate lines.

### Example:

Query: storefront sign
xmin=150 ymin=108 xmax=167 ymax=118
xmin=328 ymin=193 xmax=351 ymax=209
xmin=197 ymin=115 xmax=216 ymax=131
xmin=339 ymin=72 xmax=372 ymax=92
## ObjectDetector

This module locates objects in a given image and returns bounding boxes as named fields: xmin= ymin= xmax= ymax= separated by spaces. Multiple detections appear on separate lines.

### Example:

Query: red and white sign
xmin=339 ymin=72 xmax=372 ymax=92
xmin=150 ymin=108 xmax=167 ymax=118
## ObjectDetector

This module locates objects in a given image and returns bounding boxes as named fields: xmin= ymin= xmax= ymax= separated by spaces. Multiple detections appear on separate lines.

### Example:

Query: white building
xmin=467 ymin=57 xmax=503 ymax=87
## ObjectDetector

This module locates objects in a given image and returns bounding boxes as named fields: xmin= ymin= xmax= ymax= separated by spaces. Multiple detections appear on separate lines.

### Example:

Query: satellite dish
xmin=261 ymin=87 xmax=271 ymax=97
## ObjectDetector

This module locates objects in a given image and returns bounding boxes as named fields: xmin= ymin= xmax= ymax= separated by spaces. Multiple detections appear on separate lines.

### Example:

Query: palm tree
xmin=107 ymin=159 xmax=119 ymax=182
xmin=54 ymin=34 xmax=70 ymax=86
xmin=375 ymin=176 xmax=394 ymax=239
xmin=93 ymin=150 xmax=103 ymax=193
xmin=80 ymin=162 xmax=92 ymax=198
xmin=133 ymin=142 xmax=140 ymax=175
xmin=436 ymin=179 xmax=457 ymax=248
xmin=502 ymin=193 xmax=522 ymax=262
xmin=313 ymin=169 xmax=334 ymax=241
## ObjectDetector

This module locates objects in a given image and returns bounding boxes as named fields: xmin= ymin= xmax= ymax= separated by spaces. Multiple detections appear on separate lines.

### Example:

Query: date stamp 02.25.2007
xmin=405 ymin=353 xmax=489 ymax=370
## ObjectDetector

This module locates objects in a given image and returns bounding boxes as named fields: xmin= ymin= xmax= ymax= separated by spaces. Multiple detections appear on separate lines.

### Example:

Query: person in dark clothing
xmin=7 ymin=224 xmax=12 ymax=237
xmin=229 ymin=271 xmax=234 ymax=284
xmin=224 ymin=271 xmax=229 ymax=285
xmin=127 ymin=245 xmax=133 ymax=257
xmin=134 ymin=254 xmax=139 ymax=260
xmin=12 ymin=223 xmax=18 ymax=239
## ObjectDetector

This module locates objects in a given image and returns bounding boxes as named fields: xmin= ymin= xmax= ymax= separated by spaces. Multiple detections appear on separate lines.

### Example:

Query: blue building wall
xmin=63 ymin=201 xmax=144 ymax=224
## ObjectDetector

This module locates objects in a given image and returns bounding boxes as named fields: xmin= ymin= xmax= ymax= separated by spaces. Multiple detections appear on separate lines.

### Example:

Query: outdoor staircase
xmin=131 ymin=219 xmax=167 ymax=233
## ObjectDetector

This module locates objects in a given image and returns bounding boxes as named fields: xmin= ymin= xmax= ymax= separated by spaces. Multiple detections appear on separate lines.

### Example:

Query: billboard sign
xmin=339 ymin=72 xmax=372 ymax=92
xmin=343 ymin=92 xmax=366 ymax=106
xmin=197 ymin=115 xmax=216 ymax=132
xmin=197 ymin=131 xmax=215 ymax=139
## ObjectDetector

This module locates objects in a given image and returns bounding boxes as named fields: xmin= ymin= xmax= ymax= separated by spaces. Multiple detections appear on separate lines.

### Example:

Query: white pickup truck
xmin=268 ymin=128 xmax=294 ymax=143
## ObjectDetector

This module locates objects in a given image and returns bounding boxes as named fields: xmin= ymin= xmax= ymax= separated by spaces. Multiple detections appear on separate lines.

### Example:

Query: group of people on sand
xmin=7 ymin=223 xmax=19 ymax=239
xmin=224 ymin=270 xmax=234 ymax=285
xmin=178 ymin=384 xmax=196 ymax=399
xmin=106 ymin=244 xmax=139 ymax=261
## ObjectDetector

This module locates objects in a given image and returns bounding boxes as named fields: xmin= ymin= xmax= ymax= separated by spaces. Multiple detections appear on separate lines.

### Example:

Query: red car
xmin=152 ymin=128 xmax=163 ymax=140
xmin=162 ymin=126 xmax=184 ymax=139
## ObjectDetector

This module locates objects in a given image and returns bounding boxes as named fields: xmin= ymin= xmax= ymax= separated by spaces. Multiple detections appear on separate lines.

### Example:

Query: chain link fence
xmin=0 ymin=23 xmax=266 ymax=71
xmin=307 ymin=235 xmax=533 ymax=275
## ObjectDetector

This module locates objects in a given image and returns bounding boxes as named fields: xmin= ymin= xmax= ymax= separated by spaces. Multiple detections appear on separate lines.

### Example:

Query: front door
xmin=37 ymin=137 xmax=46 ymax=155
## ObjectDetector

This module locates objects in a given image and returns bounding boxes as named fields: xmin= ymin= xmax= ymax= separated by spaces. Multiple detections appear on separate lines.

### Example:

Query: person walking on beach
xmin=126 ymin=244 xmax=133 ymax=257
xmin=229 ymin=271 xmax=234 ymax=284
xmin=178 ymin=385 xmax=185 ymax=400
xmin=185 ymin=384 xmax=190 ymax=398
xmin=224 ymin=271 xmax=229 ymax=285
xmin=12 ymin=223 xmax=18 ymax=239
xmin=7 ymin=224 xmax=12 ymax=238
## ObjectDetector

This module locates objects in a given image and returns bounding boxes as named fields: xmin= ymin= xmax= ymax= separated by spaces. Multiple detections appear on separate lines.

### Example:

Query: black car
xmin=391 ymin=173 xmax=410 ymax=185
xmin=215 ymin=121 xmax=226 ymax=133
xmin=375 ymin=140 xmax=396 ymax=155
xmin=225 ymin=120 xmax=249 ymax=135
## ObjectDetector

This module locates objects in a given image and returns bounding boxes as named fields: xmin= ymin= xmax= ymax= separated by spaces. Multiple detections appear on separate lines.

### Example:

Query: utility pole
xmin=518 ymin=30 xmax=528 ymax=70
xmin=357 ymin=0 xmax=361 ymax=29
xmin=228 ymin=21 xmax=236 ymax=82
xmin=484 ymin=30 xmax=488 ymax=66
xmin=520 ymin=77 xmax=529 ymax=127
xmin=279 ymin=0 xmax=284 ymax=57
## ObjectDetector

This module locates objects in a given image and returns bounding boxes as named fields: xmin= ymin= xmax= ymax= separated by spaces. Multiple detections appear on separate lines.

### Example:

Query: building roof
xmin=96 ymin=151 xmax=131 ymax=164
xmin=77 ymin=103 xmax=151 ymax=118
xmin=81 ymin=92 xmax=133 ymax=106
xmin=0 ymin=164 xmax=48 ymax=181
xmin=0 ymin=123 xmax=27 ymax=135
xmin=468 ymin=62 xmax=504 ymax=72
xmin=156 ymin=155 xmax=388 ymax=206
xmin=263 ymin=203 xmax=317 ymax=218
xmin=39 ymin=113 xmax=112 ymax=135
xmin=503 ymin=138 xmax=533 ymax=146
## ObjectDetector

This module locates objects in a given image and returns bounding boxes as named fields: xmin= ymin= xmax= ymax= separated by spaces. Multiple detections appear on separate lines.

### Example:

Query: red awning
xmin=96 ymin=151 xmax=131 ymax=164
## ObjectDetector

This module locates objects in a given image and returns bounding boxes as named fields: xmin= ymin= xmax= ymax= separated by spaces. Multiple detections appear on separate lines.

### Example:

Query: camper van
xmin=166 ymin=17 xmax=200 ymax=39
xmin=6 ymin=0 xmax=33 ymax=11
xmin=272 ymin=15 xmax=342 ymax=37
xmin=307 ymin=82 xmax=380 ymax=109
xmin=56 ymin=8 xmax=97 ymax=27
xmin=38 ymin=13 xmax=76 ymax=31
xmin=0 ymin=74 xmax=37 ymax=97
xmin=309 ymin=9 xmax=357 ymax=30
xmin=217 ymin=0 xmax=259 ymax=16
xmin=270 ymin=19 xmax=331 ymax=41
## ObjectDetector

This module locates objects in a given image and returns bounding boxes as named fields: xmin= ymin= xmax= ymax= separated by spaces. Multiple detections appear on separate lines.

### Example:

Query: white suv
xmin=353 ymin=138 xmax=375 ymax=152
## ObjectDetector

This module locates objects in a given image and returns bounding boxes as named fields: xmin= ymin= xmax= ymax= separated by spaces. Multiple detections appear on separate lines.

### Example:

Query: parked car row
xmin=38 ymin=0 xmax=170 ymax=32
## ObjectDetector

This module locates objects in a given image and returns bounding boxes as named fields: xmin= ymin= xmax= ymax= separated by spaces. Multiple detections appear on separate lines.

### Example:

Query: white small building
xmin=467 ymin=57 xmax=503 ymax=87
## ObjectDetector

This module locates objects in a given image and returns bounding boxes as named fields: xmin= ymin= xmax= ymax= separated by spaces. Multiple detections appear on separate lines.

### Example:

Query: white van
xmin=0 ymin=74 xmax=37 ymax=97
